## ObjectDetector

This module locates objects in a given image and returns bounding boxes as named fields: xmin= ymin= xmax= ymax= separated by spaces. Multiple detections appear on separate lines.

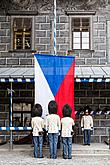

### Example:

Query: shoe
xmin=87 ymin=144 xmax=90 ymax=146
xmin=38 ymin=156 xmax=44 ymax=158
xmin=63 ymin=157 xmax=67 ymax=159
xmin=83 ymin=144 xmax=87 ymax=145
xmin=68 ymin=157 xmax=72 ymax=159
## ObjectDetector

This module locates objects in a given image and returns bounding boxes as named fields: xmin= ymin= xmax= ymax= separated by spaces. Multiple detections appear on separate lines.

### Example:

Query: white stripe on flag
xmin=35 ymin=57 xmax=54 ymax=118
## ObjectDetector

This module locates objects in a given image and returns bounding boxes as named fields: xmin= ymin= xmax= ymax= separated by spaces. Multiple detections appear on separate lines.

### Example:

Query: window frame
xmin=11 ymin=16 xmax=35 ymax=51
xmin=69 ymin=15 xmax=93 ymax=50
xmin=12 ymin=102 xmax=32 ymax=127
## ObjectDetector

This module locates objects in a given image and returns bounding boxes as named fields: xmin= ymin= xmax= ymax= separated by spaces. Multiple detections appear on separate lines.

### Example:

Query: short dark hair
xmin=32 ymin=104 xmax=42 ymax=117
xmin=48 ymin=100 xmax=58 ymax=114
xmin=62 ymin=104 xmax=72 ymax=117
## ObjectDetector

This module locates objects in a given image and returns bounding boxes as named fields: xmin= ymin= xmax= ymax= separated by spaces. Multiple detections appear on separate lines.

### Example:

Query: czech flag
xmin=35 ymin=54 xmax=75 ymax=118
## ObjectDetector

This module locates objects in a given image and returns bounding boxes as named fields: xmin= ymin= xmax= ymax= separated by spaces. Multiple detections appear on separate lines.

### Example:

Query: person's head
xmin=32 ymin=103 xmax=42 ymax=117
xmin=48 ymin=100 xmax=58 ymax=114
xmin=62 ymin=104 xmax=72 ymax=117
xmin=85 ymin=109 xmax=89 ymax=116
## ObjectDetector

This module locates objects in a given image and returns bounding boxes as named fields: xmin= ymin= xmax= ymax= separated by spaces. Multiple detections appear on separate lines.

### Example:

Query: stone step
xmin=0 ymin=143 xmax=110 ymax=155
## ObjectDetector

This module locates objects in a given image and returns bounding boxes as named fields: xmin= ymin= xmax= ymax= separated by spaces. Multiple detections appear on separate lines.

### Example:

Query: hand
xmin=91 ymin=127 xmax=93 ymax=131
xmin=58 ymin=130 xmax=61 ymax=136
xmin=81 ymin=127 xmax=84 ymax=132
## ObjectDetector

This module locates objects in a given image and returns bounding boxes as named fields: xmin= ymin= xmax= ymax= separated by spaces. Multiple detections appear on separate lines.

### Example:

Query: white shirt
xmin=31 ymin=116 xmax=44 ymax=136
xmin=81 ymin=115 xmax=93 ymax=130
xmin=46 ymin=114 xmax=61 ymax=133
xmin=61 ymin=117 xmax=75 ymax=137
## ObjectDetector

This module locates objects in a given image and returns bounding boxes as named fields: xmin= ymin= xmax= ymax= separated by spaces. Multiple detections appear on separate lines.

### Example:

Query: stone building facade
xmin=0 ymin=0 xmax=110 ymax=143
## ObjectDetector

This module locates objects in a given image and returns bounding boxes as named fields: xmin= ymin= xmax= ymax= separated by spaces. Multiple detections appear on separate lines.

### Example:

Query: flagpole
xmin=54 ymin=0 xmax=56 ymax=55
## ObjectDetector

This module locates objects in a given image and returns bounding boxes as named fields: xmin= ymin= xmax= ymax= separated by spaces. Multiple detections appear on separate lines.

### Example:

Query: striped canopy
xmin=0 ymin=67 xmax=110 ymax=82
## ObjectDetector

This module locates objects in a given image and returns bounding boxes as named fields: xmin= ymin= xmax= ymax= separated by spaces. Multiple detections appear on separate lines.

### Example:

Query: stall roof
xmin=0 ymin=67 xmax=110 ymax=82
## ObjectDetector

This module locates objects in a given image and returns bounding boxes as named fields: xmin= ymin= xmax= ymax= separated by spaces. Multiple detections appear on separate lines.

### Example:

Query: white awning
xmin=0 ymin=67 xmax=110 ymax=82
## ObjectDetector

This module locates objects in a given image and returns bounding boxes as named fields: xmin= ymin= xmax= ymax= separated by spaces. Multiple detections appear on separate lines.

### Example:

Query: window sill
xmin=68 ymin=49 xmax=94 ymax=53
xmin=9 ymin=50 xmax=37 ymax=53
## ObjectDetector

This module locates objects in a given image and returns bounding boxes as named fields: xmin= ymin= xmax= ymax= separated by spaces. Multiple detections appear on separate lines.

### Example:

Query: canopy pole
xmin=7 ymin=83 xmax=14 ymax=150
xmin=54 ymin=0 xmax=56 ymax=55
xmin=10 ymin=82 xmax=13 ymax=150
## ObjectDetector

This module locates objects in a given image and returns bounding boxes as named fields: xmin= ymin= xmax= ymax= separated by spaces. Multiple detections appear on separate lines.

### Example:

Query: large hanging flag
xmin=35 ymin=54 xmax=75 ymax=118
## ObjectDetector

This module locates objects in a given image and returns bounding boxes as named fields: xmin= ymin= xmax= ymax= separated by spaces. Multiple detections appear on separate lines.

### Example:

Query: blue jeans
xmin=48 ymin=133 xmax=59 ymax=159
xmin=84 ymin=129 xmax=91 ymax=145
xmin=62 ymin=137 xmax=72 ymax=159
xmin=33 ymin=136 xmax=43 ymax=158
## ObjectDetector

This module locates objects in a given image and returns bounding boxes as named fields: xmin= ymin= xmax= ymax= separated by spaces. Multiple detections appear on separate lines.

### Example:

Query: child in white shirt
xmin=46 ymin=100 xmax=61 ymax=159
xmin=31 ymin=104 xmax=44 ymax=158
xmin=61 ymin=104 xmax=75 ymax=159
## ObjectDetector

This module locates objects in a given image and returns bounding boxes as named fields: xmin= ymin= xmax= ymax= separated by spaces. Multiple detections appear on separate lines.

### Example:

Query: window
xmin=13 ymin=18 xmax=32 ymax=50
xmin=71 ymin=18 xmax=90 ymax=49
xmin=13 ymin=103 xmax=31 ymax=127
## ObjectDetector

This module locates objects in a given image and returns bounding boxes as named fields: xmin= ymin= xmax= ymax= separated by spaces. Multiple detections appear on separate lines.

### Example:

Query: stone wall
xmin=0 ymin=82 xmax=110 ymax=143
xmin=75 ymin=115 xmax=110 ymax=143
xmin=0 ymin=82 xmax=34 ymax=142
xmin=0 ymin=1 xmax=110 ymax=66
xmin=74 ymin=82 xmax=110 ymax=143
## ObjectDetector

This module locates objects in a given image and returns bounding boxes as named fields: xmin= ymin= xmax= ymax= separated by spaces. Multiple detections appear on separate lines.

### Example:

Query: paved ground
xmin=0 ymin=151 xmax=110 ymax=165
xmin=0 ymin=143 xmax=110 ymax=165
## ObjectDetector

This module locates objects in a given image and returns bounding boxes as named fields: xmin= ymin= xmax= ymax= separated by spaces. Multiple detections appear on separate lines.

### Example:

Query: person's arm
xmin=45 ymin=116 xmax=48 ymax=132
xmin=81 ymin=116 xmax=84 ymax=131
xmin=58 ymin=116 xmax=61 ymax=131
xmin=90 ymin=116 xmax=93 ymax=129
xmin=72 ymin=119 xmax=75 ymax=132
xmin=81 ymin=116 xmax=84 ymax=128
xmin=42 ymin=119 xmax=44 ymax=129
xmin=31 ymin=118 xmax=33 ymax=128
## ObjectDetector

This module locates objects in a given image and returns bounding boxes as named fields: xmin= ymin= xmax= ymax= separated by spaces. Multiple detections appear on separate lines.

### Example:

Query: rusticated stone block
xmin=80 ymin=82 xmax=92 ymax=90
xmin=7 ymin=58 xmax=19 ymax=65
xmin=40 ymin=23 xmax=50 ymax=30
xmin=93 ymin=120 xmax=100 ymax=127
xmin=100 ymin=120 xmax=110 ymax=127
xmin=80 ymin=98 xmax=92 ymax=104
xmin=36 ymin=31 xmax=46 ymax=37
xmin=20 ymin=59 xmax=32 ymax=65
xmin=87 ymin=90 xmax=99 ymax=97
xmin=60 ymin=16 xmax=68 ymax=23
xmin=0 ymin=44 xmax=6 ymax=51
xmin=101 ymin=136 xmax=109 ymax=143
xmin=93 ymin=82 xmax=105 ymax=90
xmin=20 ymin=91 xmax=32 ymax=97
xmin=93 ymin=98 xmax=106 ymax=104
xmin=75 ymin=91 xmax=86 ymax=97
xmin=91 ymin=136 xmax=100 ymax=143
xmin=94 ymin=127 xmax=106 ymax=135
xmin=1 ymin=22 xmax=10 ymax=29
xmin=36 ymin=16 xmax=46 ymax=23
xmin=100 ymin=91 xmax=110 ymax=97
xmin=86 ymin=58 xmax=99 ymax=65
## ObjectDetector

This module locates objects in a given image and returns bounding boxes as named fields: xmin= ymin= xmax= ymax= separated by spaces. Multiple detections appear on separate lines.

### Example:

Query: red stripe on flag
xmin=55 ymin=61 xmax=75 ymax=119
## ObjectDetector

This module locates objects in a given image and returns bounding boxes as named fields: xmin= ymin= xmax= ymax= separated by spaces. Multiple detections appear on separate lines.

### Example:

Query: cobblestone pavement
xmin=0 ymin=151 xmax=110 ymax=165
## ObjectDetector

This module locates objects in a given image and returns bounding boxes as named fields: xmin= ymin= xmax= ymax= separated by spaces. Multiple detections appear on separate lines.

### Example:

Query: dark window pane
xmin=13 ymin=18 xmax=32 ymax=50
